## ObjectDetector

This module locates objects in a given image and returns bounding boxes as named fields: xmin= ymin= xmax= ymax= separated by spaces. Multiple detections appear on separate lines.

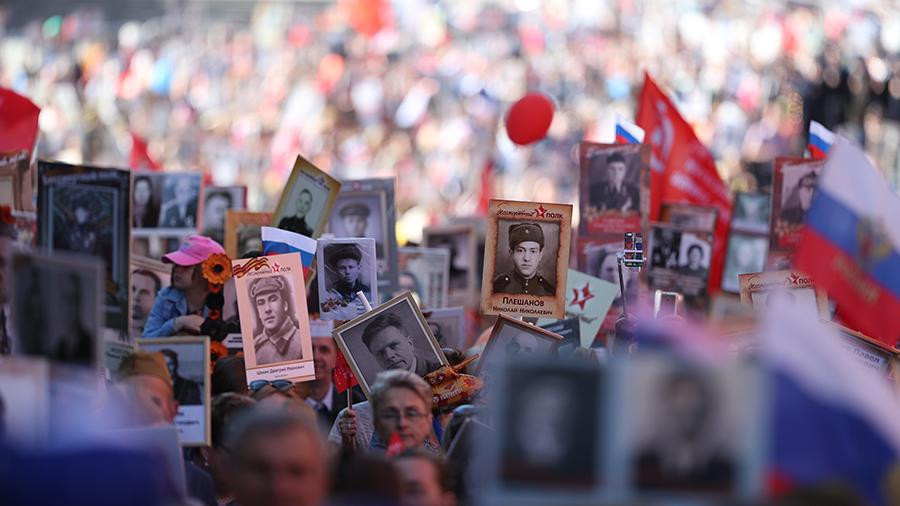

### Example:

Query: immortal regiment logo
xmin=233 ymin=256 xmax=270 ymax=278
xmin=569 ymin=283 xmax=594 ymax=310
xmin=496 ymin=203 xmax=564 ymax=220
xmin=747 ymin=271 xmax=814 ymax=291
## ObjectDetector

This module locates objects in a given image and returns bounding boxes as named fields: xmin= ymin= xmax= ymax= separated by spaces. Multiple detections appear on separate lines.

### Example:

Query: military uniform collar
xmin=263 ymin=317 xmax=296 ymax=355
xmin=513 ymin=269 xmax=538 ymax=287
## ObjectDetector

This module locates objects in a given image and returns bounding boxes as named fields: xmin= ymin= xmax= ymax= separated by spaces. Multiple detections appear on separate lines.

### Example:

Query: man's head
xmin=506 ymin=331 xmax=539 ymax=356
xmin=312 ymin=337 xmax=337 ymax=384
xmin=508 ymin=223 xmax=544 ymax=280
xmin=687 ymin=244 xmax=704 ymax=269
xmin=174 ymin=176 xmax=195 ymax=205
xmin=295 ymin=189 xmax=313 ymax=218
xmin=238 ymin=227 xmax=263 ymax=256
xmin=394 ymin=450 xmax=456 ymax=506
xmin=224 ymin=408 xmax=329 ymax=506
xmin=204 ymin=190 xmax=233 ymax=230
xmin=362 ymin=313 xmax=416 ymax=372
xmin=797 ymin=171 xmax=818 ymax=211
xmin=325 ymin=243 xmax=363 ymax=285
xmin=250 ymin=276 xmax=292 ymax=334
xmin=134 ymin=176 xmax=153 ymax=206
xmin=116 ymin=351 xmax=177 ymax=425
xmin=131 ymin=269 xmax=162 ymax=326
xmin=606 ymin=152 xmax=628 ymax=189
xmin=340 ymin=202 xmax=370 ymax=237
xmin=370 ymin=370 xmax=434 ymax=451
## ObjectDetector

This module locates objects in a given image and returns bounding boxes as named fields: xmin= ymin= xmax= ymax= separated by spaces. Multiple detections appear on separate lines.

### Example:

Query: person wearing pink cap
xmin=143 ymin=235 xmax=225 ymax=338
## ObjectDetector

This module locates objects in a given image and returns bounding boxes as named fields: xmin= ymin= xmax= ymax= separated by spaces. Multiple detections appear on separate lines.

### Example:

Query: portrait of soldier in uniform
xmin=324 ymin=242 xmax=371 ymax=304
xmin=589 ymin=151 xmax=640 ymax=213
xmin=278 ymin=188 xmax=314 ymax=237
xmin=493 ymin=223 xmax=555 ymax=296
xmin=249 ymin=275 xmax=304 ymax=366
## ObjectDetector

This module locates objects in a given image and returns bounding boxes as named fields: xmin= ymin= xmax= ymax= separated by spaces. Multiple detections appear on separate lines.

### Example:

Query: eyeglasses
xmin=377 ymin=409 xmax=427 ymax=424
xmin=249 ymin=379 xmax=294 ymax=392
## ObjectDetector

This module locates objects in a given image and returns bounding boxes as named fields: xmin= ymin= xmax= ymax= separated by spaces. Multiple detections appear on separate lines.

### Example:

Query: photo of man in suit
xmin=361 ymin=312 xmax=441 ymax=377
xmin=160 ymin=176 xmax=198 ymax=228
xmin=159 ymin=348 xmax=202 ymax=406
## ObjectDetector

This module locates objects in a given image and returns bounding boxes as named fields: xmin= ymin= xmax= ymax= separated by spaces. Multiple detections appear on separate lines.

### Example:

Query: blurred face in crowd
xmin=172 ymin=265 xmax=199 ymax=290
xmin=295 ymin=191 xmax=312 ymax=218
xmin=336 ymin=258 xmax=361 ymax=284
xmin=134 ymin=179 xmax=152 ymax=207
xmin=131 ymin=271 xmax=157 ymax=324
xmin=666 ymin=377 xmax=710 ymax=441
xmin=229 ymin=426 xmax=328 ymax=506
xmin=343 ymin=214 xmax=367 ymax=236
xmin=119 ymin=374 xmax=177 ymax=425
xmin=515 ymin=380 xmax=572 ymax=465
xmin=311 ymin=337 xmax=336 ymax=382
xmin=368 ymin=325 xmax=416 ymax=372
xmin=374 ymin=386 xmax=432 ymax=451
xmin=607 ymin=160 xmax=627 ymax=189
xmin=511 ymin=240 xmax=542 ymax=279
xmin=256 ymin=290 xmax=288 ymax=333
xmin=395 ymin=455 xmax=455 ymax=506
xmin=205 ymin=194 xmax=230 ymax=230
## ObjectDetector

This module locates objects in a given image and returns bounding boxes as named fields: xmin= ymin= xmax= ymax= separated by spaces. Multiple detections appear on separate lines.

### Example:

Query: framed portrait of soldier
xmin=136 ymin=337 xmax=211 ymax=447
xmin=129 ymin=256 xmax=171 ymax=338
xmin=199 ymin=186 xmax=246 ymax=247
xmin=272 ymin=155 xmax=341 ymax=239
xmin=12 ymin=251 xmax=103 ymax=371
xmin=579 ymin=142 xmax=645 ymax=235
xmin=327 ymin=178 xmax=398 ymax=298
xmin=721 ymin=233 xmax=768 ymax=293
xmin=332 ymin=292 xmax=448 ymax=397
xmin=398 ymin=246 xmax=450 ymax=309
xmin=738 ymin=270 xmax=829 ymax=320
xmin=481 ymin=200 xmax=572 ymax=319
xmin=768 ymin=158 xmax=824 ymax=269
xmin=232 ymin=253 xmax=315 ymax=384
xmin=647 ymin=223 xmax=714 ymax=313
xmin=422 ymin=306 xmax=466 ymax=350
xmin=731 ymin=192 xmax=770 ymax=234
xmin=37 ymin=161 xmax=131 ymax=334
xmin=477 ymin=315 xmax=563 ymax=381
xmin=224 ymin=210 xmax=272 ymax=259
xmin=316 ymin=238 xmax=378 ymax=321
xmin=660 ymin=204 xmax=718 ymax=233
xmin=132 ymin=172 xmax=202 ymax=236
xmin=423 ymin=224 xmax=478 ymax=308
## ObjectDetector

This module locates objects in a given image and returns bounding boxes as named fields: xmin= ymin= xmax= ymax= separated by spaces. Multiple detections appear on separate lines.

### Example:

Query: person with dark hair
xmin=278 ymin=188 xmax=314 ymax=237
xmin=161 ymin=176 xmax=198 ymax=228
xmin=250 ymin=275 xmax=303 ymax=365
xmin=159 ymin=349 xmax=202 ymax=406
xmin=679 ymin=244 xmax=708 ymax=277
xmin=339 ymin=202 xmax=370 ymax=237
xmin=780 ymin=171 xmax=818 ymax=225
xmin=211 ymin=355 xmax=249 ymax=396
xmin=237 ymin=226 xmax=263 ymax=257
xmin=324 ymin=242 xmax=371 ymax=303
xmin=493 ymin=223 xmax=554 ymax=296
xmin=203 ymin=393 xmax=255 ymax=506
xmin=394 ymin=449 xmax=457 ymax=506
xmin=131 ymin=269 xmax=163 ymax=335
xmin=200 ymin=189 xmax=234 ymax=245
xmin=362 ymin=313 xmax=441 ymax=377
xmin=589 ymin=151 xmax=639 ymax=212
xmin=67 ymin=198 xmax=99 ymax=255
xmin=133 ymin=175 xmax=160 ymax=228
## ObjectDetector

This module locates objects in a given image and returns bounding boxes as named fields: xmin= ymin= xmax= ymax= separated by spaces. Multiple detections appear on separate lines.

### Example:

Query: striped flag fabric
xmin=615 ymin=116 xmax=645 ymax=144
xmin=260 ymin=226 xmax=316 ymax=267
xmin=807 ymin=121 xmax=835 ymax=160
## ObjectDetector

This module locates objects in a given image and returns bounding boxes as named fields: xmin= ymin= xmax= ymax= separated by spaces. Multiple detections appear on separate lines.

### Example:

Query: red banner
xmin=129 ymin=132 xmax=161 ymax=171
xmin=333 ymin=348 xmax=359 ymax=394
xmin=0 ymin=87 xmax=40 ymax=155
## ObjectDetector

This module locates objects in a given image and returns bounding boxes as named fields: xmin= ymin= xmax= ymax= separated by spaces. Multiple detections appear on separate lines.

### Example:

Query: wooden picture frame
xmin=423 ymin=223 xmax=479 ymax=308
xmin=738 ymin=270 xmax=829 ymax=319
xmin=272 ymin=155 xmax=341 ymax=239
xmin=224 ymin=210 xmax=272 ymax=259
xmin=476 ymin=314 xmax=564 ymax=377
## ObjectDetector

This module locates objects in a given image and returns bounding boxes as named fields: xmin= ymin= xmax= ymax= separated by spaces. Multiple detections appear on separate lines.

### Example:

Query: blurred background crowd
xmin=2 ymin=0 xmax=899 ymax=244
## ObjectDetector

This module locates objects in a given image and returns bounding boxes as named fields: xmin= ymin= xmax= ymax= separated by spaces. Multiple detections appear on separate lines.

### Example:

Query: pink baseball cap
xmin=162 ymin=235 xmax=225 ymax=266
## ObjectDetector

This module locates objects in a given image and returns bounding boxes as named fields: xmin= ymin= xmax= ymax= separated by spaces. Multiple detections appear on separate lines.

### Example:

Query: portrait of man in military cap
xmin=324 ymin=242 xmax=372 ymax=303
xmin=493 ymin=222 xmax=556 ymax=296
xmin=316 ymin=238 xmax=378 ymax=321
xmin=248 ymin=274 xmax=305 ymax=366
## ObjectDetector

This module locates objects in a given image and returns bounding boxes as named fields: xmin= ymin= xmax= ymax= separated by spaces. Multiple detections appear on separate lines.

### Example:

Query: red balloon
xmin=505 ymin=93 xmax=555 ymax=146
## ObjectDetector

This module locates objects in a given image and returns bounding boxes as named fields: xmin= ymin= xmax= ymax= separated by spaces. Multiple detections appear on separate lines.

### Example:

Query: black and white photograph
xmin=721 ymin=233 xmax=768 ymax=293
xmin=316 ymin=238 xmax=378 ymax=321
xmin=38 ymin=161 xmax=131 ymax=334
xmin=423 ymin=224 xmax=478 ymax=307
xmin=272 ymin=155 xmax=341 ymax=239
xmin=132 ymin=173 xmax=160 ymax=229
xmin=650 ymin=227 xmax=681 ymax=270
xmin=129 ymin=256 xmax=171 ymax=338
xmin=136 ymin=337 xmax=211 ymax=447
xmin=477 ymin=315 xmax=563 ymax=379
xmin=422 ymin=306 xmax=466 ymax=350
xmin=647 ymin=224 xmax=714 ymax=312
xmin=12 ymin=251 xmax=103 ymax=370
xmin=158 ymin=173 xmax=202 ymax=231
xmin=492 ymin=220 xmax=560 ymax=297
xmin=398 ymin=246 xmax=450 ymax=308
xmin=327 ymin=178 xmax=399 ymax=296
xmin=540 ymin=317 xmax=581 ymax=358
xmin=333 ymin=292 xmax=448 ymax=397
xmin=731 ymin=193 xmax=770 ymax=234
xmin=224 ymin=210 xmax=272 ymax=258
xmin=778 ymin=165 xmax=820 ymax=226
xmin=199 ymin=185 xmax=246 ymax=246
xmin=579 ymin=142 xmax=643 ymax=235
xmin=583 ymin=240 xmax=635 ymax=309
xmin=677 ymin=233 xmax=712 ymax=278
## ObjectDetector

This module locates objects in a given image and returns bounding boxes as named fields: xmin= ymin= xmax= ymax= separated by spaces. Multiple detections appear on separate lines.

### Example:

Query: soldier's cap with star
xmin=325 ymin=243 xmax=362 ymax=268
xmin=249 ymin=276 xmax=288 ymax=299
xmin=339 ymin=202 xmax=370 ymax=219
xmin=508 ymin=223 xmax=544 ymax=249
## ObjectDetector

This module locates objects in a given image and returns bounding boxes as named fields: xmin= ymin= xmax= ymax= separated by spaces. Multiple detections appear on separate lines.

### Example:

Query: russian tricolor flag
xmin=794 ymin=138 xmax=900 ymax=346
xmin=807 ymin=121 xmax=834 ymax=160
xmin=261 ymin=226 xmax=316 ymax=268
xmin=615 ymin=116 xmax=645 ymax=145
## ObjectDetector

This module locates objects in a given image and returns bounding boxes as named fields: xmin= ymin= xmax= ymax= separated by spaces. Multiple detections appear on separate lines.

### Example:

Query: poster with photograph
xmin=199 ymin=186 xmax=246 ymax=246
xmin=537 ymin=269 xmax=618 ymax=349
xmin=224 ymin=210 xmax=272 ymax=259
xmin=579 ymin=142 xmax=645 ymax=235
xmin=327 ymin=178 xmax=398 ymax=297
xmin=11 ymin=210 xmax=36 ymax=250
xmin=721 ymin=233 xmax=768 ymax=294
xmin=768 ymin=158 xmax=824 ymax=269
xmin=731 ymin=192 xmax=770 ymax=234
xmin=576 ymin=235 xmax=639 ymax=334
xmin=136 ymin=337 xmax=211 ymax=447
xmin=12 ymin=250 xmax=103 ymax=370
xmin=422 ymin=306 xmax=466 ymax=350
xmin=0 ymin=357 xmax=50 ymax=447
xmin=272 ymin=155 xmax=341 ymax=239
xmin=539 ymin=317 xmax=581 ymax=357
xmin=477 ymin=315 xmax=563 ymax=383
xmin=132 ymin=172 xmax=202 ymax=236
xmin=316 ymin=238 xmax=377 ymax=321
xmin=647 ymin=223 xmax=714 ymax=313
xmin=828 ymin=322 xmax=898 ymax=376
xmin=37 ymin=161 xmax=131 ymax=334
xmin=130 ymin=256 xmax=171 ymax=338
xmin=399 ymin=246 xmax=450 ymax=309
xmin=332 ymin=292 xmax=448 ymax=397
xmin=423 ymin=224 xmax=478 ymax=308
xmin=232 ymin=253 xmax=315 ymax=384
xmin=0 ymin=149 xmax=32 ymax=211
xmin=481 ymin=200 xmax=573 ymax=319
xmin=738 ymin=270 xmax=829 ymax=319
xmin=660 ymin=203 xmax=717 ymax=233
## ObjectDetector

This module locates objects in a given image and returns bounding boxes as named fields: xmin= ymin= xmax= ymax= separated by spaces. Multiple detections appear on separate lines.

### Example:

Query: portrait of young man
xmin=160 ymin=175 xmax=199 ymax=229
xmin=159 ymin=348 xmax=202 ymax=406
xmin=324 ymin=242 xmax=371 ymax=304
xmin=249 ymin=275 xmax=304 ymax=366
xmin=131 ymin=268 xmax=162 ymax=336
xmin=361 ymin=312 xmax=441 ymax=378
xmin=200 ymin=189 xmax=235 ymax=245
xmin=493 ymin=223 xmax=555 ymax=296
xmin=277 ymin=188 xmax=314 ymax=237
xmin=589 ymin=151 xmax=640 ymax=213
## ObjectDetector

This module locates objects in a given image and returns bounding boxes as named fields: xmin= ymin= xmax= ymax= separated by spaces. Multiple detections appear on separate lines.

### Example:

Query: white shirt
xmin=305 ymin=383 xmax=334 ymax=413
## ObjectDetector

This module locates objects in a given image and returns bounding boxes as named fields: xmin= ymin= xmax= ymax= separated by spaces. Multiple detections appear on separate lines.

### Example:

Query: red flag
xmin=129 ymin=132 xmax=160 ymax=171
xmin=0 ymin=87 xmax=40 ymax=155
xmin=477 ymin=158 xmax=493 ymax=216
xmin=333 ymin=348 xmax=358 ymax=394
xmin=636 ymin=73 xmax=732 ymax=294
xmin=385 ymin=432 xmax=404 ymax=457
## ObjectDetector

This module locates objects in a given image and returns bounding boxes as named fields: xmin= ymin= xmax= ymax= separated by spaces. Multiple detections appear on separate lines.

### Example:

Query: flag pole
xmin=346 ymin=291 xmax=375 ymax=408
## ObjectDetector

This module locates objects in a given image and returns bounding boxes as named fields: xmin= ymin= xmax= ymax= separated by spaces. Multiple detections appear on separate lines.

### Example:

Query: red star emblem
xmin=569 ymin=282 xmax=594 ymax=310
xmin=788 ymin=273 xmax=800 ymax=285
xmin=535 ymin=204 xmax=547 ymax=218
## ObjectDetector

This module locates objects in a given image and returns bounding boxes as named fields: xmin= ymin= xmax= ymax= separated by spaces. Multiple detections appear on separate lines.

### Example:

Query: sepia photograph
xmin=738 ymin=270 xmax=830 ymax=320
xmin=422 ymin=306 xmax=466 ymax=350
xmin=333 ymin=292 xmax=447 ymax=397
xmin=399 ymin=246 xmax=450 ymax=308
xmin=423 ymin=224 xmax=478 ymax=308
xmin=769 ymin=158 xmax=824 ymax=267
xmin=316 ymin=238 xmax=378 ymax=321
xmin=199 ymin=186 xmax=246 ymax=246
xmin=721 ymin=233 xmax=768 ymax=293
xmin=272 ymin=155 xmax=341 ymax=239
xmin=136 ymin=337 xmax=211 ymax=447
xmin=579 ymin=142 xmax=643 ymax=235
xmin=129 ymin=256 xmax=171 ymax=338
xmin=224 ymin=210 xmax=272 ymax=258
xmin=731 ymin=193 xmax=770 ymax=234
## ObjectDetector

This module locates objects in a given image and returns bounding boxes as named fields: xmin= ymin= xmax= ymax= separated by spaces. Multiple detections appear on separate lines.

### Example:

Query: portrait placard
xmin=316 ymin=238 xmax=378 ymax=321
xmin=768 ymin=157 xmax=824 ymax=269
xmin=11 ymin=210 xmax=36 ymax=249
xmin=539 ymin=317 xmax=581 ymax=357
xmin=131 ymin=171 xmax=202 ymax=236
xmin=423 ymin=224 xmax=479 ymax=308
xmin=731 ymin=192 xmax=770 ymax=234
xmin=399 ymin=246 xmax=450 ymax=309
xmin=827 ymin=322 xmax=898 ymax=376
xmin=224 ymin=210 xmax=272 ymax=259
xmin=37 ymin=161 xmax=131 ymax=334
xmin=0 ymin=149 xmax=32 ymax=211
xmin=129 ymin=256 xmax=171 ymax=338
xmin=332 ymin=292 xmax=448 ymax=398
xmin=721 ymin=232 xmax=768 ymax=293
xmin=481 ymin=200 xmax=573 ymax=319
xmin=537 ymin=269 xmax=618 ymax=348
xmin=422 ymin=306 xmax=466 ymax=350
xmin=198 ymin=185 xmax=247 ymax=246
xmin=660 ymin=203 xmax=718 ymax=233
xmin=576 ymin=234 xmax=638 ymax=334
xmin=232 ymin=253 xmax=315 ymax=384
xmin=272 ymin=155 xmax=341 ymax=239
xmin=738 ymin=270 xmax=829 ymax=319
xmin=579 ymin=142 xmax=645 ymax=235
xmin=327 ymin=178 xmax=398 ymax=298
xmin=477 ymin=315 xmax=563 ymax=382
xmin=647 ymin=223 xmax=714 ymax=313
xmin=136 ymin=337 xmax=211 ymax=447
